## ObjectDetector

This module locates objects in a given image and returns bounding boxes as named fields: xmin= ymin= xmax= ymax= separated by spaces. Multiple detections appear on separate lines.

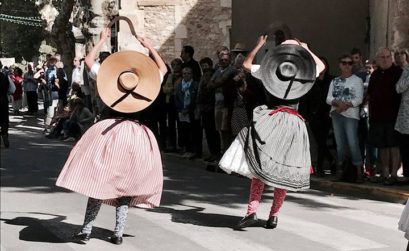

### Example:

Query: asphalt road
xmin=1 ymin=113 xmax=407 ymax=251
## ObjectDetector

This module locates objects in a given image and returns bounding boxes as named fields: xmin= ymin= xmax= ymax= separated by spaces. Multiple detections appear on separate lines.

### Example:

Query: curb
xmin=310 ymin=177 xmax=409 ymax=203
xmin=164 ymin=152 xmax=409 ymax=204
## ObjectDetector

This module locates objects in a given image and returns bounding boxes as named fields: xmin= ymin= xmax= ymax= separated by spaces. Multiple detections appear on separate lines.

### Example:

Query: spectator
xmin=208 ymin=50 xmax=237 ymax=152
xmin=175 ymin=67 xmax=199 ymax=158
xmin=299 ymin=57 xmax=335 ymax=176
xmin=34 ymin=66 xmax=46 ymax=111
xmin=162 ymin=58 xmax=182 ymax=152
xmin=199 ymin=57 xmax=213 ymax=72
xmin=23 ymin=63 xmax=38 ymax=115
xmin=326 ymin=54 xmax=364 ymax=183
xmin=367 ymin=48 xmax=402 ymax=185
xmin=55 ymin=67 xmax=69 ymax=113
xmin=44 ymin=55 xmax=60 ymax=133
xmin=361 ymin=59 xmax=378 ymax=177
xmin=61 ymin=97 xmax=94 ymax=142
xmin=395 ymin=63 xmax=409 ymax=182
xmin=0 ymin=61 xmax=16 ymax=148
xmin=11 ymin=67 xmax=23 ymax=115
xmin=85 ymin=33 xmax=112 ymax=116
xmin=47 ymin=95 xmax=78 ymax=139
xmin=351 ymin=48 xmax=367 ymax=82
xmin=181 ymin=45 xmax=202 ymax=82
xmin=197 ymin=58 xmax=221 ymax=162
xmin=214 ymin=46 xmax=230 ymax=70
xmin=394 ymin=48 xmax=409 ymax=69
xmin=231 ymin=42 xmax=248 ymax=68
xmin=72 ymin=57 xmax=92 ymax=111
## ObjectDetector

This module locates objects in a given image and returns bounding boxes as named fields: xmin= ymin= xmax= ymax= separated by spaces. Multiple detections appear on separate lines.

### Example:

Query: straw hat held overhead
xmin=97 ymin=51 xmax=161 ymax=113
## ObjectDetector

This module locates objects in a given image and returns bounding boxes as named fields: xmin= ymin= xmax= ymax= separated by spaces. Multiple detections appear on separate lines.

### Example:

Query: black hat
xmin=253 ymin=42 xmax=321 ymax=100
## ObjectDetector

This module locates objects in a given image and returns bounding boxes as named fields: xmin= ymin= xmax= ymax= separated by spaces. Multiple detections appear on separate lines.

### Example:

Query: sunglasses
xmin=341 ymin=61 xmax=353 ymax=66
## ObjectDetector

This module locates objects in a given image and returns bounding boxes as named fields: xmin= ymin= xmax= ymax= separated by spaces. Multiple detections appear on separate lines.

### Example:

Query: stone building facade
xmin=107 ymin=0 xmax=231 ymax=63
xmin=81 ymin=0 xmax=407 ymax=67
xmin=370 ymin=0 xmax=409 ymax=57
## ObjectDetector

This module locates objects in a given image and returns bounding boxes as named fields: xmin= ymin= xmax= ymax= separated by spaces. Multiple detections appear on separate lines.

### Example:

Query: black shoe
xmin=265 ymin=216 xmax=278 ymax=229
xmin=72 ymin=232 xmax=90 ymax=242
xmin=206 ymin=164 xmax=217 ymax=172
xmin=383 ymin=177 xmax=397 ymax=186
xmin=235 ymin=213 xmax=258 ymax=229
xmin=204 ymin=155 xmax=218 ymax=162
xmin=110 ymin=235 xmax=123 ymax=245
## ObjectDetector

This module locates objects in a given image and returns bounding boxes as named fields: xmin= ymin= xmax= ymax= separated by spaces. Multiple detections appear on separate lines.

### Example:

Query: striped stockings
xmin=81 ymin=197 xmax=131 ymax=237
xmin=247 ymin=178 xmax=287 ymax=217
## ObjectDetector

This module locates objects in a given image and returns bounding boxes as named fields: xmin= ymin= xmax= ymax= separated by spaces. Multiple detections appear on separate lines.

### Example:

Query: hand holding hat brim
xmin=255 ymin=41 xmax=318 ymax=100
xmin=281 ymin=40 xmax=325 ymax=77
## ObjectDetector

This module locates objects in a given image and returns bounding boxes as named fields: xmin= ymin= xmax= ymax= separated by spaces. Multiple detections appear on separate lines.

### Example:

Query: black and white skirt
xmin=219 ymin=105 xmax=311 ymax=191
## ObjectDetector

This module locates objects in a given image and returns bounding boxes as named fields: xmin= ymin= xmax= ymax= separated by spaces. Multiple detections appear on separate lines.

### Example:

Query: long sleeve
xmin=326 ymin=79 xmax=335 ymax=106
xmin=350 ymin=78 xmax=364 ymax=107
xmin=162 ymin=73 xmax=175 ymax=95
xmin=8 ymin=76 xmax=15 ymax=94
xmin=396 ymin=65 xmax=409 ymax=94
xmin=79 ymin=108 xmax=94 ymax=124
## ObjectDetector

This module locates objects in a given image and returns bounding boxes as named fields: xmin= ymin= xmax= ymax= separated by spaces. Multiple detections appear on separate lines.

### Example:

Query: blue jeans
xmin=331 ymin=113 xmax=362 ymax=166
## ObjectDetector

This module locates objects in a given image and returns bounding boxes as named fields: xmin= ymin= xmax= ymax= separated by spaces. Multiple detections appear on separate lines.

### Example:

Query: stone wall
xmin=391 ymin=0 xmax=409 ymax=50
xmin=119 ymin=0 xmax=232 ymax=63
xmin=369 ymin=0 xmax=409 ymax=58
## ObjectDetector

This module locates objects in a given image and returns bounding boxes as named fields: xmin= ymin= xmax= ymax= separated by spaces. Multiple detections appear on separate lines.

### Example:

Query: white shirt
xmin=71 ymin=67 xmax=82 ymax=85
xmin=326 ymin=74 xmax=364 ymax=120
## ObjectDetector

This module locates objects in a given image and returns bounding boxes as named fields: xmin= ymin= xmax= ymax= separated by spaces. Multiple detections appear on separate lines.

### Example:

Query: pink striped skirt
xmin=56 ymin=119 xmax=163 ymax=208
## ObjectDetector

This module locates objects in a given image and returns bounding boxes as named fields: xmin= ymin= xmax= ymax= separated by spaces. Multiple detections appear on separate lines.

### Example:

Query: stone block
xmin=220 ymin=0 xmax=232 ymax=8
xmin=137 ymin=0 xmax=177 ymax=6
xmin=175 ymin=24 xmax=187 ymax=38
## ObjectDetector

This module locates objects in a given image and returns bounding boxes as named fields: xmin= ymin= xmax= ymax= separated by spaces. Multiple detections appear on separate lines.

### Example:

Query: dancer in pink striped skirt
xmin=56 ymin=27 xmax=168 ymax=245
xmin=219 ymin=35 xmax=325 ymax=230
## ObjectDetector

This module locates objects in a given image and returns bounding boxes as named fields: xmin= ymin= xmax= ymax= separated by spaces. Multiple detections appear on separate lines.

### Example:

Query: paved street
xmin=1 ymin=112 xmax=408 ymax=251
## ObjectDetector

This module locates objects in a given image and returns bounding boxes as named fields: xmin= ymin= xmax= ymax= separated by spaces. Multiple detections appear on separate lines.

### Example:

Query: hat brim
xmin=256 ymin=44 xmax=316 ymax=100
xmin=97 ymin=51 xmax=161 ymax=113
xmin=231 ymin=48 xmax=248 ymax=52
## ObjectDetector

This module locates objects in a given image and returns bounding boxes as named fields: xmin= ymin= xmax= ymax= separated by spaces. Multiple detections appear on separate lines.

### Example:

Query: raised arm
xmin=137 ymin=37 xmax=168 ymax=76
xmin=242 ymin=35 xmax=268 ymax=72
xmin=84 ymin=28 xmax=111 ymax=70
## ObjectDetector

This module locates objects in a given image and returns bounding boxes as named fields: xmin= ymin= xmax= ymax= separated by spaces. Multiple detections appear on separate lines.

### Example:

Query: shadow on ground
xmin=0 ymin=211 xmax=134 ymax=244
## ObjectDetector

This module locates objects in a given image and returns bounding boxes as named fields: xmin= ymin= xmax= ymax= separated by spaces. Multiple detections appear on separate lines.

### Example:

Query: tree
xmin=0 ymin=0 xmax=43 ymax=61
xmin=47 ymin=0 xmax=76 ymax=75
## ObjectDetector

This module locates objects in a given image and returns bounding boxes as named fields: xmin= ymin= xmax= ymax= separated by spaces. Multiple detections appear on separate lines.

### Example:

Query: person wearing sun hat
xmin=56 ymin=22 xmax=167 ymax=245
xmin=219 ymin=35 xmax=324 ymax=230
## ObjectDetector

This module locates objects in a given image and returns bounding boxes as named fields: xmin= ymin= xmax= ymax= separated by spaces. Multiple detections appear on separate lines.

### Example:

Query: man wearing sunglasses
xmin=326 ymin=54 xmax=364 ymax=183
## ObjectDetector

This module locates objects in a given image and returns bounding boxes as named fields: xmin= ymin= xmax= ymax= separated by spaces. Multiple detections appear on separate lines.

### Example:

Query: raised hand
xmin=100 ymin=28 xmax=111 ymax=42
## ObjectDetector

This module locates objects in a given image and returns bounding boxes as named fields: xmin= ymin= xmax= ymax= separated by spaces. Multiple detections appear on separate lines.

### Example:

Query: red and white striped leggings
xmin=247 ymin=178 xmax=287 ymax=217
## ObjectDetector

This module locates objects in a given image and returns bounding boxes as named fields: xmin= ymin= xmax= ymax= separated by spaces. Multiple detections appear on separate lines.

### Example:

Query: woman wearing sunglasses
xmin=326 ymin=54 xmax=364 ymax=183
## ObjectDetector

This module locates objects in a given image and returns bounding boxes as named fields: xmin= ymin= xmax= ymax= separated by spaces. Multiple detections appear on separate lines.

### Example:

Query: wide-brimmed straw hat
xmin=97 ymin=51 xmax=160 ymax=113
xmin=231 ymin=42 xmax=248 ymax=52
xmin=252 ymin=39 xmax=324 ymax=100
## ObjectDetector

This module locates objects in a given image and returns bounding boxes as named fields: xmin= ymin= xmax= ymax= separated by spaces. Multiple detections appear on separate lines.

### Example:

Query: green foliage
xmin=0 ymin=0 xmax=44 ymax=61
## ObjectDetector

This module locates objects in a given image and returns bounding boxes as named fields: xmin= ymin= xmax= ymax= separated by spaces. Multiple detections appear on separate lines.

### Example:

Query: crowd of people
xmin=0 ymin=36 xmax=408 ymax=186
